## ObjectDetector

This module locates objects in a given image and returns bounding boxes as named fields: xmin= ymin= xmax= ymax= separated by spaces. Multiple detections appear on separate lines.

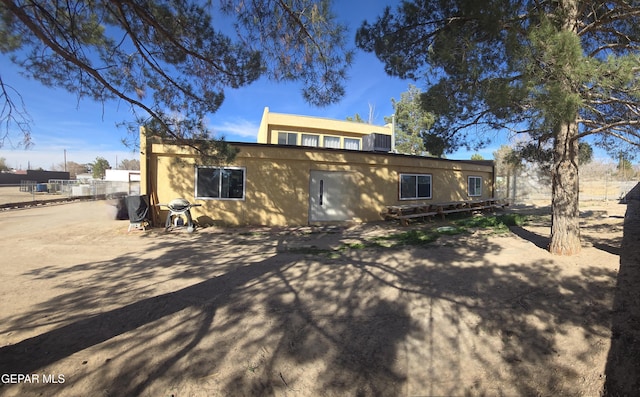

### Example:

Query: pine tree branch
xmin=0 ymin=74 xmax=32 ymax=148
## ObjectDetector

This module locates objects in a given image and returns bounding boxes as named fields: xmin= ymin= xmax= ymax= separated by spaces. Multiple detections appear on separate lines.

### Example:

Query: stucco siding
xmin=257 ymin=107 xmax=392 ymax=146
xmin=144 ymin=141 xmax=494 ymax=227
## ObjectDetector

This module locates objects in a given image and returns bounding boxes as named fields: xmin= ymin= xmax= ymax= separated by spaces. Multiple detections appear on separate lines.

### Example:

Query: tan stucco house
xmin=141 ymin=108 xmax=495 ymax=227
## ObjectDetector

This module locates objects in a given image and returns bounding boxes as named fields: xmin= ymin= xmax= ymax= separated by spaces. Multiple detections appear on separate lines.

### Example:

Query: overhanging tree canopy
xmin=0 ymin=0 xmax=352 ymax=160
xmin=357 ymin=0 xmax=640 ymax=255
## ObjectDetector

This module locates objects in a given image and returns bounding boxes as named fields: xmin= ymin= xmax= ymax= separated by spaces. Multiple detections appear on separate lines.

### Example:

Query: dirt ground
xmin=0 ymin=198 xmax=633 ymax=396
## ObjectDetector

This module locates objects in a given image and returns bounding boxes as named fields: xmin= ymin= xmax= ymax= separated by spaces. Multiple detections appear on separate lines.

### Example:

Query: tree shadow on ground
xmin=0 ymin=222 xmax=619 ymax=396
xmin=605 ymin=197 xmax=640 ymax=396
xmin=509 ymin=225 xmax=549 ymax=249
xmin=0 ymin=230 xmax=416 ymax=396
xmin=509 ymin=210 xmax=623 ymax=256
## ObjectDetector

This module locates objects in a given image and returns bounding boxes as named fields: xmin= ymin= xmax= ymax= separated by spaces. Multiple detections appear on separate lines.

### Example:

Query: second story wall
xmin=257 ymin=107 xmax=393 ymax=151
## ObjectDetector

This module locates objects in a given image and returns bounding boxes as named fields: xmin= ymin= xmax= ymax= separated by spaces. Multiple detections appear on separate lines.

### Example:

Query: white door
xmin=309 ymin=170 xmax=354 ymax=222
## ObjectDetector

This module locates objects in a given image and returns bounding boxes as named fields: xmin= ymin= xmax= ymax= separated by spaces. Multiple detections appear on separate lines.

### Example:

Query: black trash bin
xmin=125 ymin=195 xmax=149 ymax=231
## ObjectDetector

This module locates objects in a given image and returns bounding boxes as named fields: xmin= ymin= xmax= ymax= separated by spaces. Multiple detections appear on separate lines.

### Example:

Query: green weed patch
xmin=455 ymin=213 xmax=528 ymax=234
xmin=372 ymin=229 xmax=440 ymax=247
xmin=286 ymin=213 xmax=529 ymax=256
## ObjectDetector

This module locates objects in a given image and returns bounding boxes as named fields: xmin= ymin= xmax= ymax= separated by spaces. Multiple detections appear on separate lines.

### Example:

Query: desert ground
xmin=0 ymin=197 xmax=637 ymax=396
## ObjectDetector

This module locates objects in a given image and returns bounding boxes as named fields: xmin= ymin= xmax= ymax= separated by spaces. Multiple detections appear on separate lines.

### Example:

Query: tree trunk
xmin=549 ymin=120 xmax=581 ymax=255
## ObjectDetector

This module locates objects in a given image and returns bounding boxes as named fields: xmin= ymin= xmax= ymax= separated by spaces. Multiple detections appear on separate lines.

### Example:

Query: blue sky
xmin=0 ymin=1 xmax=606 ymax=170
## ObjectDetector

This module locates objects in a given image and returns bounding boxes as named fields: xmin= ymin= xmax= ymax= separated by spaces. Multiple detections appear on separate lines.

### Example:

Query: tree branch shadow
xmin=509 ymin=225 xmax=549 ymax=250
xmin=0 ymin=221 xmax=619 ymax=396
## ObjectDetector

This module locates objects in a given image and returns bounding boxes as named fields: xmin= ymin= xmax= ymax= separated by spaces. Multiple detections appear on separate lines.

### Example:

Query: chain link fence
xmin=496 ymin=170 xmax=638 ymax=204
xmin=0 ymin=179 xmax=140 ymax=207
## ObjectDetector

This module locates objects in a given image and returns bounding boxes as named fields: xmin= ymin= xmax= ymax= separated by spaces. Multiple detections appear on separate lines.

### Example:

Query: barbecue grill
xmin=157 ymin=198 xmax=202 ymax=232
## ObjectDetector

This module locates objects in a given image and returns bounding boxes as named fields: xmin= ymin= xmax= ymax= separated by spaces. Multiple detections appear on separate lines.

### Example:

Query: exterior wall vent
xmin=363 ymin=133 xmax=392 ymax=152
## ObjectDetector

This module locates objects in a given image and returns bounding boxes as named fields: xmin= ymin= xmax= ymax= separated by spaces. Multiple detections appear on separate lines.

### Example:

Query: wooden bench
xmin=385 ymin=198 xmax=507 ymax=225
xmin=383 ymin=204 xmax=439 ymax=226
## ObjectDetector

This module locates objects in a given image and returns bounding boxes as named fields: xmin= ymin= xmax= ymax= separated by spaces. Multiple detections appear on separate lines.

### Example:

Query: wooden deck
xmin=383 ymin=198 xmax=508 ymax=226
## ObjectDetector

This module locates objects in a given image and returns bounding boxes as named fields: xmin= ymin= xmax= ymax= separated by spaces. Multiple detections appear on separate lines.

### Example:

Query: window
xmin=468 ymin=176 xmax=482 ymax=197
xmin=400 ymin=174 xmax=432 ymax=200
xmin=195 ymin=166 xmax=245 ymax=200
xmin=302 ymin=134 xmax=319 ymax=147
xmin=323 ymin=136 xmax=341 ymax=149
xmin=278 ymin=132 xmax=297 ymax=145
xmin=344 ymin=138 xmax=360 ymax=150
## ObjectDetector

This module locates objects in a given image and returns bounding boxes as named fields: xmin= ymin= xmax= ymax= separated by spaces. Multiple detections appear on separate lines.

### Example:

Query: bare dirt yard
xmin=0 ymin=198 xmax=636 ymax=396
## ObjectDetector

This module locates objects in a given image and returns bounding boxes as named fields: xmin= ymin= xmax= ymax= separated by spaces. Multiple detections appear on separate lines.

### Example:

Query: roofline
xmin=259 ymin=107 xmax=392 ymax=137
xmin=227 ymin=141 xmax=493 ymax=166
xmin=266 ymin=110 xmax=391 ymax=128
xmin=149 ymin=136 xmax=493 ymax=167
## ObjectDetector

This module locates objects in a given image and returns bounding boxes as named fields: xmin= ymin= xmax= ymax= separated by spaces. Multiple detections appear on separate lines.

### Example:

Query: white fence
xmin=496 ymin=171 xmax=637 ymax=203
xmin=44 ymin=179 xmax=140 ymax=197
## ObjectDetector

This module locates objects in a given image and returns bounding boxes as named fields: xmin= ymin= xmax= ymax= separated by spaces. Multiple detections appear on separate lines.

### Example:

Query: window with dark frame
xmin=195 ymin=166 xmax=245 ymax=200
xmin=400 ymin=173 xmax=432 ymax=200
xmin=277 ymin=132 xmax=298 ymax=145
